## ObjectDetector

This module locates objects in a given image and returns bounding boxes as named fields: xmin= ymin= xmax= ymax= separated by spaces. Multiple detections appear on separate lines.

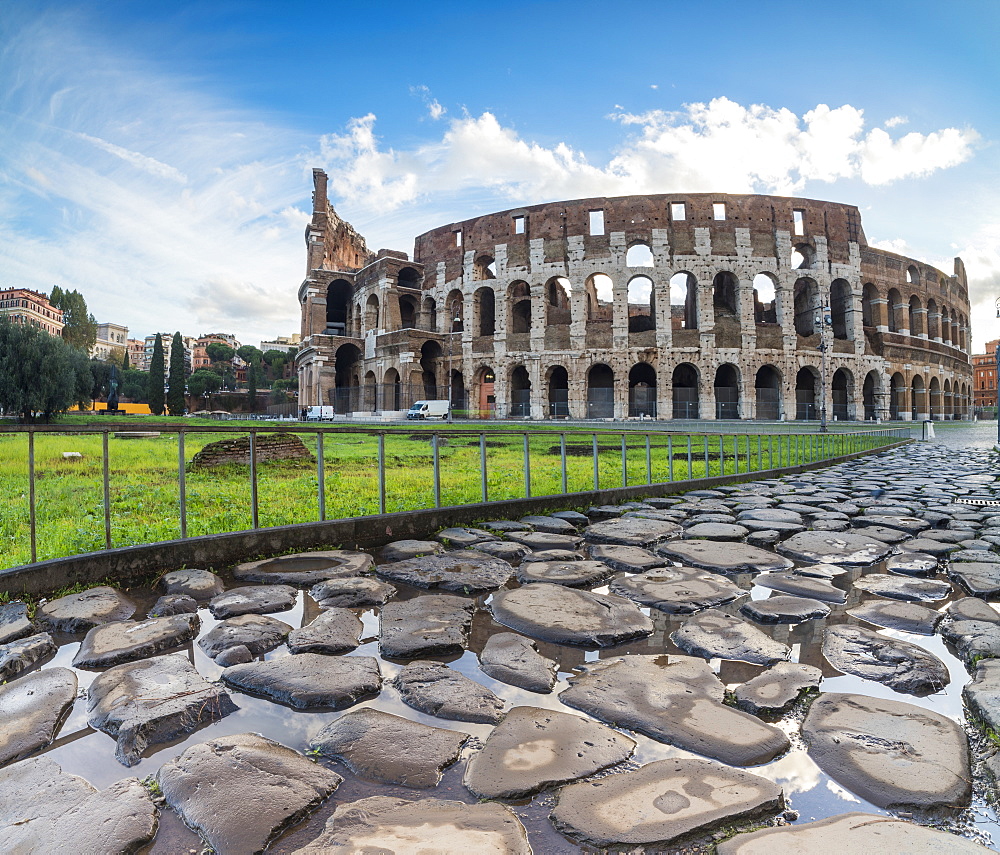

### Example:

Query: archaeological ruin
xmin=297 ymin=169 xmax=972 ymax=421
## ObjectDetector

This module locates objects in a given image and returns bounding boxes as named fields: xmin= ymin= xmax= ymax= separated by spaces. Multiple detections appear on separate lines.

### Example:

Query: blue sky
xmin=2 ymin=0 xmax=998 ymax=347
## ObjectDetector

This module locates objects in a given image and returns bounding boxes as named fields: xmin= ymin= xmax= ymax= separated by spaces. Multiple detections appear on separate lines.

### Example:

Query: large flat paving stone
xmin=583 ymin=516 xmax=682 ymax=547
xmin=464 ymin=706 xmax=635 ymax=799
xmin=198 ymin=613 xmax=292 ymax=660
xmin=846 ymin=600 xmax=943 ymax=634
xmin=801 ymin=692 xmax=971 ymax=809
xmin=588 ymin=544 xmax=667 ymax=573
xmin=734 ymin=662 xmax=822 ymax=716
xmin=901 ymin=537 xmax=962 ymax=557
xmin=490 ymin=583 xmax=653 ymax=647
xmin=435 ymin=526 xmax=500 ymax=547
xmin=0 ymin=632 xmax=56 ymax=681
xmin=479 ymin=632 xmax=558 ymax=693
xmin=0 ymin=756 xmax=157 ymax=854
xmin=294 ymin=796 xmax=531 ymax=854
xmin=380 ymin=539 xmax=445 ymax=561
xmin=671 ymin=609 xmax=791 ymax=665
xmin=949 ymin=562 xmax=1000 ymax=597
xmin=376 ymin=550 xmax=514 ymax=593
xmin=822 ymin=625 xmax=949 ymax=695
xmin=309 ymin=708 xmax=469 ymax=787
xmin=379 ymin=594 xmax=474 ymax=659
xmin=157 ymin=732 xmax=342 ymax=855
xmin=287 ymin=608 xmax=362 ymax=654
xmin=852 ymin=514 xmax=930 ymax=534
xmin=657 ymin=539 xmax=793 ymax=574
xmin=609 ymin=566 xmax=746 ymax=614
xmin=520 ymin=514 xmax=579 ymax=534
xmin=559 ymin=655 xmax=790 ymax=766
xmin=515 ymin=559 xmax=614 ymax=587
xmin=776 ymin=531 xmax=892 ymax=565
xmin=885 ymin=552 xmax=939 ymax=576
xmin=505 ymin=530 xmax=584 ymax=551
xmin=0 ymin=601 xmax=33 ymax=644
xmin=963 ymin=658 xmax=1000 ymax=735
xmin=0 ymin=667 xmax=77 ymax=767
xmin=158 ymin=568 xmax=224 ymax=600
xmin=716 ymin=811 xmax=990 ymax=854
xmin=37 ymin=585 xmax=136 ymax=632
xmin=751 ymin=571 xmax=847 ymax=603
xmin=208 ymin=584 xmax=297 ymax=618
xmin=221 ymin=653 xmax=381 ymax=710
xmin=309 ymin=576 xmax=395 ymax=608
xmin=550 ymin=758 xmax=783 ymax=849
xmin=950 ymin=597 xmax=1000 ymax=623
xmin=148 ymin=594 xmax=198 ymax=617
xmin=234 ymin=550 xmax=373 ymax=586
xmin=72 ymin=613 xmax=200 ymax=668
xmin=392 ymin=660 xmax=505 ymax=724
xmin=740 ymin=595 xmax=830 ymax=623
xmin=88 ymin=654 xmax=237 ymax=766
xmin=941 ymin=619 xmax=1000 ymax=670
xmin=852 ymin=573 xmax=951 ymax=602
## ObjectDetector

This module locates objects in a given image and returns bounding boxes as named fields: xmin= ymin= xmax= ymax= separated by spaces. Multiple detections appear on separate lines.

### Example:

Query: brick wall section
xmin=189 ymin=434 xmax=314 ymax=469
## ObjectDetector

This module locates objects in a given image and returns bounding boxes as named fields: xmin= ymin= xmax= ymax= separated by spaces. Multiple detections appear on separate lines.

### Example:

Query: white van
xmin=305 ymin=405 xmax=334 ymax=421
xmin=406 ymin=400 xmax=449 ymax=420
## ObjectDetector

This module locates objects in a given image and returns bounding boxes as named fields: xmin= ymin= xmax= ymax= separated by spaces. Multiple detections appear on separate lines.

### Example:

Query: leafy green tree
xmin=148 ymin=334 xmax=165 ymax=415
xmin=205 ymin=342 xmax=235 ymax=363
xmin=187 ymin=369 xmax=222 ymax=398
xmin=262 ymin=349 xmax=285 ymax=365
xmin=237 ymin=345 xmax=263 ymax=365
xmin=167 ymin=332 xmax=187 ymax=415
xmin=0 ymin=317 xmax=87 ymax=420
xmin=49 ymin=286 xmax=97 ymax=352
xmin=246 ymin=361 xmax=258 ymax=411
xmin=121 ymin=347 xmax=130 ymax=369
xmin=119 ymin=368 xmax=148 ymax=402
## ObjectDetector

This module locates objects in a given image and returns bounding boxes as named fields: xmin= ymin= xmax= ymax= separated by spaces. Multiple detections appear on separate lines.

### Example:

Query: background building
xmin=0 ymin=288 xmax=64 ymax=337
xmin=973 ymin=339 xmax=999 ymax=410
xmin=127 ymin=338 xmax=147 ymax=369
xmin=91 ymin=322 xmax=129 ymax=361
xmin=259 ymin=334 xmax=300 ymax=354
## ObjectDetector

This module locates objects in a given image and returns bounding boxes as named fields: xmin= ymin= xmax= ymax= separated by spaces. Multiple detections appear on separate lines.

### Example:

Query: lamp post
xmin=447 ymin=302 xmax=461 ymax=424
xmin=816 ymin=305 xmax=831 ymax=433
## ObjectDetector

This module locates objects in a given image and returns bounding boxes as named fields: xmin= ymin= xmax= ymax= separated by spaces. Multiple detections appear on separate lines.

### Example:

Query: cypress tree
xmin=246 ymin=360 xmax=258 ymax=413
xmin=167 ymin=331 xmax=187 ymax=415
xmin=122 ymin=347 xmax=130 ymax=369
xmin=148 ymin=334 xmax=165 ymax=415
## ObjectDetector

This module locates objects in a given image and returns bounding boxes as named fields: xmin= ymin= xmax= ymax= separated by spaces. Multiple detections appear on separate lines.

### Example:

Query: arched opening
xmin=627 ymin=275 xmax=655 ymax=332
xmin=628 ymin=363 xmax=657 ymax=417
xmin=398 ymin=295 xmax=418 ymax=330
xmin=862 ymin=283 xmax=878 ymax=327
xmin=670 ymin=272 xmax=698 ymax=330
xmin=475 ymin=366 xmax=496 ymax=419
xmin=712 ymin=272 xmax=738 ymax=321
xmin=333 ymin=343 xmax=361 ymax=414
xmin=475 ymin=287 xmax=496 ymax=337
xmin=510 ymin=365 xmax=531 ymax=418
xmin=863 ymin=371 xmax=881 ymax=420
xmin=830 ymin=279 xmax=851 ymax=340
xmin=626 ymin=242 xmax=654 ymax=268
xmin=911 ymin=375 xmax=926 ymax=420
xmin=420 ymin=340 xmax=442 ymax=400
xmin=886 ymin=289 xmax=903 ymax=333
xmin=793 ymin=278 xmax=820 ymax=337
xmin=796 ymin=367 xmax=819 ymax=420
xmin=450 ymin=369 xmax=466 ymax=413
xmin=714 ymin=364 xmax=740 ymax=419
xmin=325 ymin=279 xmax=353 ymax=336
xmin=908 ymin=296 xmax=923 ymax=337
xmin=586 ymin=273 xmax=613 ymax=321
xmin=889 ymin=373 xmax=905 ymax=420
xmin=445 ymin=290 xmax=464 ymax=334
xmin=398 ymin=267 xmax=421 ymax=289
xmin=509 ymin=281 xmax=532 ymax=335
xmin=754 ymin=366 xmax=781 ymax=420
xmin=943 ymin=379 xmax=953 ymax=421
xmin=672 ymin=363 xmax=699 ymax=418
xmin=546 ymin=277 xmax=572 ymax=327
xmin=832 ymin=368 xmax=852 ymax=421
xmin=753 ymin=273 xmax=777 ymax=324
xmin=363 ymin=370 xmax=377 ymax=412
xmin=547 ymin=365 xmax=569 ymax=418
xmin=364 ymin=294 xmax=380 ymax=332
xmin=929 ymin=376 xmax=942 ymax=419
xmin=421 ymin=296 xmax=437 ymax=332
xmin=382 ymin=368 xmax=401 ymax=411
xmin=926 ymin=299 xmax=939 ymax=339
xmin=474 ymin=255 xmax=496 ymax=280
xmin=907 ymin=265 xmax=919 ymax=285
xmin=791 ymin=243 xmax=815 ymax=270
xmin=940 ymin=307 xmax=951 ymax=345
xmin=587 ymin=364 xmax=615 ymax=418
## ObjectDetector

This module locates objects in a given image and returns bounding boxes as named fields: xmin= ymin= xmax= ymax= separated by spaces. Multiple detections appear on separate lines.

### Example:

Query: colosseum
xmin=296 ymin=169 xmax=972 ymax=422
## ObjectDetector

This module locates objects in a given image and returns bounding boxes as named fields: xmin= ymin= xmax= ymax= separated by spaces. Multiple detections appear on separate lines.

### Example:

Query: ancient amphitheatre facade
xmin=297 ymin=169 xmax=972 ymax=421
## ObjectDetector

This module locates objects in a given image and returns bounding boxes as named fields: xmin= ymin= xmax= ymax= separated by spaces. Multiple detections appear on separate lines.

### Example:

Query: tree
xmin=237 ymin=345 xmax=263 ymax=365
xmin=119 ymin=368 xmax=148 ymax=402
xmin=0 ymin=317 xmax=87 ymax=420
xmin=148 ymin=334 xmax=165 ymax=415
xmin=246 ymin=361 xmax=258 ymax=412
xmin=187 ymin=369 xmax=222 ymax=398
xmin=205 ymin=342 xmax=235 ymax=363
xmin=121 ymin=347 xmax=130 ymax=370
xmin=50 ymin=286 xmax=97 ymax=352
xmin=167 ymin=332 xmax=187 ymax=415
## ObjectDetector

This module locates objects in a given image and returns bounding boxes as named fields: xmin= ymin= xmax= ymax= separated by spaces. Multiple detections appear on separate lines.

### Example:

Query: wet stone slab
xmin=479 ymin=632 xmax=558 ymax=693
xmin=802 ymin=692 xmax=971 ymax=809
xmin=0 ymin=601 xmax=33 ymax=644
xmin=392 ymin=660 xmax=505 ymax=724
xmin=822 ymin=625 xmax=949 ymax=695
xmin=221 ymin=653 xmax=381 ymax=710
xmin=87 ymin=654 xmax=237 ymax=766
xmin=294 ymin=796 xmax=531 ymax=854
xmin=559 ymin=655 xmax=790 ymax=766
xmin=0 ymin=632 xmax=56 ymax=681
xmin=376 ymin=550 xmax=514 ymax=593
xmin=550 ymin=758 xmax=784 ymax=850
xmin=671 ymin=609 xmax=791 ymax=665
xmin=490 ymin=583 xmax=653 ymax=647
xmin=852 ymin=573 xmax=952 ymax=602
xmin=583 ymin=516 xmax=682 ymax=547
xmin=885 ymin=551 xmax=939 ymax=576
xmin=657 ymin=540 xmax=793 ymax=574
xmin=519 ymin=514 xmax=579 ymax=534
xmin=943 ymin=620 xmax=1000 ymax=671
xmin=609 ymin=566 xmax=746 ymax=614
xmin=464 ymin=706 xmax=636 ymax=799
xmin=740 ymin=595 xmax=830 ymax=624
xmin=950 ymin=597 xmax=1000 ymax=623
xmin=157 ymin=732 xmax=342 ymax=855
xmin=309 ymin=708 xmax=469 ymax=788
xmin=846 ymin=600 xmax=943 ymax=634
xmin=435 ymin=526 xmax=499 ymax=547
xmin=208 ymin=584 xmax=297 ymax=618
xmin=379 ymin=539 xmax=444 ymax=562
xmin=515 ymin=559 xmax=614 ymax=587
xmin=72 ymin=613 xmax=200 ymax=668
xmin=0 ymin=667 xmax=77 ymax=767
xmin=901 ymin=537 xmax=962 ymax=557
xmin=233 ymin=550 xmax=373 ymax=586
xmin=148 ymin=594 xmax=198 ymax=617
xmin=37 ymin=586 xmax=136 ymax=632
xmin=198 ymin=613 xmax=292 ymax=660
xmin=588 ymin=544 xmax=667 ymax=573
xmin=963 ymin=659 xmax=1000 ymax=735
xmin=505 ymin=530 xmax=584 ymax=551
xmin=470 ymin=540 xmax=532 ymax=562
xmin=682 ymin=522 xmax=749 ymax=540
xmin=158 ymin=568 xmax=224 ymax=600
xmin=379 ymin=594 xmax=475 ymax=659
xmin=776 ymin=531 xmax=892 ymax=566
xmin=949 ymin=562 xmax=1000 ymax=597
xmin=733 ymin=661 xmax=822 ymax=716
xmin=309 ymin=576 xmax=395 ymax=608
xmin=0 ymin=757 xmax=157 ymax=854
xmin=287 ymin=608 xmax=363 ymax=654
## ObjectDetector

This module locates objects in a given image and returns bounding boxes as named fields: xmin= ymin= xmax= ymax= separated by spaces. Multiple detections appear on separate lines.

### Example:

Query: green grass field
xmin=0 ymin=419 xmax=896 ymax=569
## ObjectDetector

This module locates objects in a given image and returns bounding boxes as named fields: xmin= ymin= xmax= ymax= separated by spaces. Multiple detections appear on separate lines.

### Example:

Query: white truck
xmin=304 ymin=405 xmax=334 ymax=421
xmin=406 ymin=400 xmax=449 ymax=420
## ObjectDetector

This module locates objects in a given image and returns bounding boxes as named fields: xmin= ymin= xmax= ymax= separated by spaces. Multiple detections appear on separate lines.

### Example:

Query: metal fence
xmin=3 ymin=423 xmax=910 ymax=568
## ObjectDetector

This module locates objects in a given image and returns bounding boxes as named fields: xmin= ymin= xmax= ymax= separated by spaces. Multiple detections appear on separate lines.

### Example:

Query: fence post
xmin=378 ymin=433 xmax=386 ymax=514
xmin=316 ymin=432 xmax=326 ymax=521
xmin=102 ymin=430 xmax=111 ymax=549
xmin=249 ymin=430 xmax=259 ymax=529
xmin=178 ymin=429 xmax=187 ymax=538
xmin=621 ymin=434 xmax=627 ymax=488
xmin=523 ymin=433 xmax=531 ymax=498
xmin=28 ymin=431 xmax=36 ymax=564
xmin=560 ymin=433 xmax=568 ymax=494
xmin=480 ymin=433 xmax=488 ymax=502
xmin=593 ymin=433 xmax=599 ymax=490
xmin=432 ymin=433 xmax=441 ymax=508
xmin=720 ymin=435 xmax=726 ymax=475
xmin=667 ymin=434 xmax=674 ymax=482
xmin=688 ymin=435 xmax=693 ymax=480
xmin=645 ymin=434 xmax=652 ymax=485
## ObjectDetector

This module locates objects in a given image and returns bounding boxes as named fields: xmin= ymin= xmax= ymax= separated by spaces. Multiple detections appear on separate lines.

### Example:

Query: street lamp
xmin=447 ymin=302 xmax=462 ymax=424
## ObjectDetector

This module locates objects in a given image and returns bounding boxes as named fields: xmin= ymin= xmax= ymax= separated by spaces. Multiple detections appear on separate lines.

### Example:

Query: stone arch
xmin=926 ymin=298 xmax=939 ymax=339
xmin=420 ymin=340 xmax=442 ymax=400
xmin=714 ymin=363 xmax=741 ymax=419
xmin=587 ymin=363 xmax=615 ymax=419
xmin=832 ymin=367 xmax=853 ymax=421
xmin=791 ymin=243 xmax=815 ymax=270
xmin=908 ymin=295 xmax=923 ymax=337
xmin=363 ymin=370 xmax=377 ymax=412
xmin=672 ymin=363 xmax=699 ymax=418
xmin=547 ymin=365 xmax=569 ymax=418
xmin=754 ymin=365 xmax=781 ymax=420
xmin=628 ymin=362 xmax=656 ymax=417
xmin=474 ymin=254 xmax=496 ymax=280
xmin=940 ymin=306 xmax=951 ymax=345
xmin=670 ymin=271 xmax=698 ymax=330
xmin=546 ymin=277 xmax=572 ymax=327
xmin=862 ymin=283 xmax=879 ymax=327
xmin=474 ymin=365 xmax=496 ymax=418
xmin=626 ymin=241 xmax=654 ymax=268
xmin=627 ymin=275 xmax=655 ymax=332
xmin=830 ymin=279 xmax=851 ymax=340
xmin=510 ymin=364 xmax=531 ymax=418
xmin=753 ymin=273 xmax=777 ymax=324
xmin=450 ymin=367 xmax=466 ymax=412
xmin=398 ymin=266 xmax=421 ymax=289
xmin=333 ymin=343 xmax=361 ymax=414
xmin=929 ymin=376 xmax=942 ymax=419
xmin=712 ymin=271 xmax=738 ymax=321
xmin=325 ymin=279 xmax=352 ymax=335
xmin=398 ymin=294 xmax=418 ymax=330
xmin=445 ymin=289 xmax=464 ymax=333
xmin=907 ymin=265 xmax=919 ymax=285
xmin=887 ymin=288 xmax=903 ymax=333
xmin=863 ymin=371 xmax=881 ymax=420
xmin=911 ymin=375 xmax=926 ymax=420
xmin=586 ymin=273 xmax=613 ymax=321
xmin=382 ymin=367 xmax=401 ymax=411
xmin=796 ymin=366 xmax=819 ymax=420
xmin=421 ymin=295 xmax=437 ymax=332
xmin=793 ymin=278 xmax=820 ymax=336
xmin=508 ymin=281 xmax=532 ymax=335
xmin=889 ymin=372 xmax=906 ymax=420
xmin=364 ymin=293 xmax=380 ymax=331
xmin=943 ymin=378 xmax=953 ymax=420
xmin=474 ymin=286 xmax=496 ymax=337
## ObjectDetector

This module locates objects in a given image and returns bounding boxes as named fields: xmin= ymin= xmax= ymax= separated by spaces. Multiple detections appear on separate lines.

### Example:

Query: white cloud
xmin=885 ymin=115 xmax=908 ymax=128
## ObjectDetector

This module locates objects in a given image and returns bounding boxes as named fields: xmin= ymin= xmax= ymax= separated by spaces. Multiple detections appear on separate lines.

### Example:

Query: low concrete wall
xmin=0 ymin=439 xmax=908 ymax=597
